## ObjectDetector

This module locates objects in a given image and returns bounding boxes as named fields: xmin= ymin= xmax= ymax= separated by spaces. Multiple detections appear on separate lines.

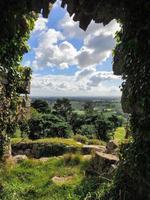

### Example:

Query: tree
xmin=95 ymin=116 xmax=113 ymax=141
xmin=84 ymin=113 xmax=101 ymax=124
xmin=78 ymin=124 xmax=97 ymax=139
xmin=83 ymin=101 xmax=94 ymax=114
xmin=28 ymin=113 xmax=72 ymax=139
xmin=28 ymin=116 xmax=44 ymax=140
xmin=53 ymin=98 xmax=72 ymax=121
xmin=70 ymin=112 xmax=85 ymax=134
xmin=108 ymin=114 xmax=123 ymax=129
xmin=41 ymin=114 xmax=72 ymax=138
xmin=31 ymin=99 xmax=50 ymax=113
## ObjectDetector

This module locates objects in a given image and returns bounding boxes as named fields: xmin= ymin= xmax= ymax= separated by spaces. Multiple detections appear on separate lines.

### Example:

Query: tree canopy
xmin=31 ymin=99 xmax=50 ymax=113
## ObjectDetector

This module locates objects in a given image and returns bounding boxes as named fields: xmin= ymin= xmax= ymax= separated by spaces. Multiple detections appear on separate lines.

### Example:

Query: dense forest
xmin=18 ymin=98 xmax=124 ymax=141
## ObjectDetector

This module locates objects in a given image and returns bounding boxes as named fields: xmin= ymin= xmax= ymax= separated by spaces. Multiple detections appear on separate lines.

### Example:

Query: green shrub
xmin=87 ymin=139 xmax=101 ymax=145
xmin=63 ymin=153 xmax=82 ymax=166
xmin=73 ymin=134 xmax=88 ymax=144
xmin=28 ymin=114 xmax=72 ymax=139
xmin=31 ymin=99 xmax=50 ymax=113
xmin=78 ymin=125 xmax=97 ymax=139
xmin=53 ymin=98 xmax=73 ymax=121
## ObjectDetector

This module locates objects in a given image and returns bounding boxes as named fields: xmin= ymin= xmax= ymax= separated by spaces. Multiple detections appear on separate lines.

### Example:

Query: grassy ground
xmin=0 ymin=155 xmax=93 ymax=200
xmin=0 ymin=154 xmax=111 ymax=200
xmin=113 ymin=127 xmax=126 ymax=143
xmin=2 ymin=128 xmax=127 ymax=200
xmin=11 ymin=138 xmax=83 ymax=148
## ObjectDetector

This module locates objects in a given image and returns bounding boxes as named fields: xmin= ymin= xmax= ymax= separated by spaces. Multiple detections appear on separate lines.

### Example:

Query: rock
xmin=86 ymin=151 xmax=119 ymax=177
xmin=39 ymin=157 xmax=50 ymax=162
xmin=106 ymin=140 xmax=118 ymax=154
xmin=52 ymin=176 xmax=73 ymax=185
xmin=18 ymin=150 xmax=25 ymax=155
xmin=82 ymin=145 xmax=105 ymax=154
xmin=95 ymin=151 xmax=119 ymax=164
xmin=13 ymin=155 xmax=28 ymax=163
xmin=24 ymin=149 xmax=31 ymax=157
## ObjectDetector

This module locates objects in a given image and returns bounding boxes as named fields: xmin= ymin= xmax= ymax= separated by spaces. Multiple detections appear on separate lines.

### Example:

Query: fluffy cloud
xmin=33 ymin=15 xmax=48 ymax=33
xmin=31 ymin=72 xmax=121 ymax=97
xmin=75 ymin=67 xmax=96 ymax=80
xmin=60 ymin=13 xmax=120 ymax=68
xmin=32 ymin=30 xmax=78 ymax=69
xmin=30 ymin=11 xmax=120 ymax=70
xmin=59 ymin=14 xmax=119 ymax=39
xmin=87 ymin=71 xmax=120 ymax=87
xmin=26 ymin=5 xmax=122 ymax=97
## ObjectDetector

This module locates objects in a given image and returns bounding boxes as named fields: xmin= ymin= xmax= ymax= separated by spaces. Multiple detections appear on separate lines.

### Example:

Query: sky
xmin=22 ymin=0 xmax=122 ymax=97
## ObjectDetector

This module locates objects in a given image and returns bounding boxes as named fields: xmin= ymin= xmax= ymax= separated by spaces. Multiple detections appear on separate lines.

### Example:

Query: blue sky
xmin=22 ymin=1 xmax=122 ymax=97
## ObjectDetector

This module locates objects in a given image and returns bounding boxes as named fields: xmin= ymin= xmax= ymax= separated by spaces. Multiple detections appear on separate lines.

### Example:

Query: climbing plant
xmin=0 ymin=0 xmax=150 ymax=199
xmin=0 ymin=1 xmax=37 ymax=158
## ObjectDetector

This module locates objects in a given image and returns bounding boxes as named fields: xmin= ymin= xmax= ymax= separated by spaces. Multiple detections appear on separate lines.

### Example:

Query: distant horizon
xmin=30 ymin=95 xmax=121 ymax=98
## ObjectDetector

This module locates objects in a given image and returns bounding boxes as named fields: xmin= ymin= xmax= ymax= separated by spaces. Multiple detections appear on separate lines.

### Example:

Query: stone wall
xmin=12 ymin=142 xmax=82 ymax=158
xmin=11 ymin=142 xmax=107 ymax=158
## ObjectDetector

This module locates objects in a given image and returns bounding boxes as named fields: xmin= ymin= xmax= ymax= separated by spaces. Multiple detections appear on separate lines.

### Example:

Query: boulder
xmin=52 ymin=176 xmax=73 ymax=185
xmin=24 ymin=149 xmax=31 ymax=157
xmin=82 ymin=145 xmax=105 ymax=154
xmin=86 ymin=151 xmax=119 ymax=177
xmin=13 ymin=155 xmax=28 ymax=163
xmin=106 ymin=140 xmax=118 ymax=154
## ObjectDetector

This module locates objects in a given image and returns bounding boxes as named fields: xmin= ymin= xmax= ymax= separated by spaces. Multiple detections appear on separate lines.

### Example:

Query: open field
xmin=0 ymin=155 xmax=104 ymax=200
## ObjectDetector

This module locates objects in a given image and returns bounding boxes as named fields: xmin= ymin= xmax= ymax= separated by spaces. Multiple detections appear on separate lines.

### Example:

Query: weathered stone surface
xmin=12 ymin=143 xmax=106 ymax=158
xmin=95 ymin=151 xmax=119 ymax=163
xmin=106 ymin=140 xmax=118 ymax=154
xmin=12 ymin=142 xmax=81 ymax=158
xmin=39 ymin=157 xmax=50 ymax=162
xmin=13 ymin=155 xmax=28 ymax=163
xmin=86 ymin=151 xmax=119 ymax=177
xmin=52 ymin=176 xmax=74 ymax=185
xmin=82 ymin=145 xmax=106 ymax=154
xmin=24 ymin=149 xmax=31 ymax=157
xmin=61 ymin=0 xmax=123 ymax=30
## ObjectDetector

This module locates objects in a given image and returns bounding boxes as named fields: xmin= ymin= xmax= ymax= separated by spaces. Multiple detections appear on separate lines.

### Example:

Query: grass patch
xmin=63 ymin=153 xmax=83 ymax=166
xmin=73 ymin=134 xmax=88 ymax=144
xmin=0 ymin=156 xmax=88 ymax=200
xmin=87 ymin=139 xmax=104 ymax=146
xmin=113 ymin=127 xmax=126 ymax=143
xmin=11 ymin=138 xmax=83 ymax=148
xmin=0 ymin=154 xmax=112 ymax=200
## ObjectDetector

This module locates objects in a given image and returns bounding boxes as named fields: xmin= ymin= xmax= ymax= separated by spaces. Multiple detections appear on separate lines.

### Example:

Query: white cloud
xmin=59 ymin=14 xmax=119 ymax=39
xmin=76 ymin=27 xmax=116 ymax=68
xmin=59 ymin=13 xmax=120 ymax=68
xmin=75 ymin=67 xmax=96 ymax=80
xmin=30 ymin=11 xmax=120 ymax=70
xmin=31 ymin=72 xmax=121 ymax=97
xmin=87 ymin=71 xmax=120 ymax=87
xmin=26 ymin=7 xmax=122 ymax=97
xmin=59 ymin=62 xmax=69 ymax=69
xmin=33 ymin=15 xmax=48 ymax=33
xmin=32 ymin=29 xmax=78 ymax=69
